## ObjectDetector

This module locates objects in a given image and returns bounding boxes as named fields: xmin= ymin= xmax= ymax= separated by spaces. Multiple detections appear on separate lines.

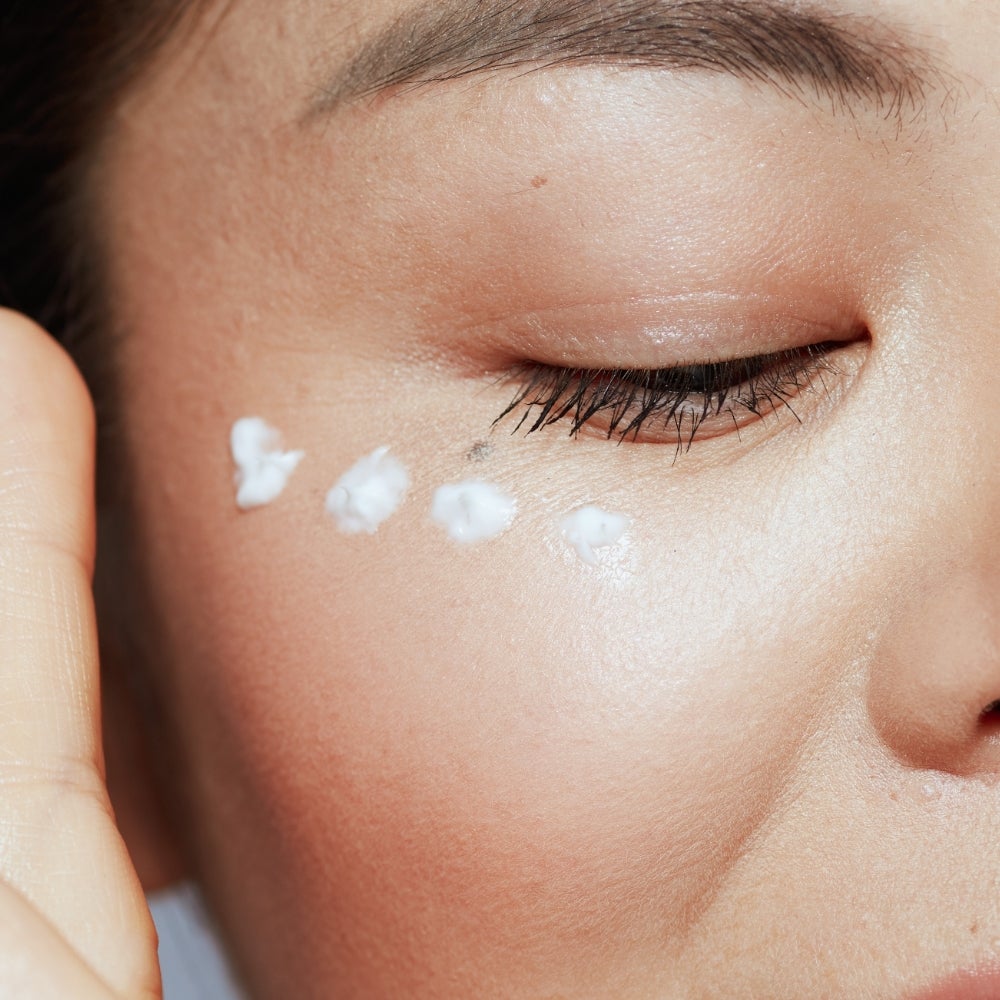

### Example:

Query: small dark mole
xmin=467 ymin=440 xmax=494 ymax=463
xmin=531 ymin=175 xmax=549 ymax=189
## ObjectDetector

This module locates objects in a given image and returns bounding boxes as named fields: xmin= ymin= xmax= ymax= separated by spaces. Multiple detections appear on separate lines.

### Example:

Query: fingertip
xmin=0 ymin=307 xmax=96 ymax=436
xmin=0 ymin=308 xmax=97 ymax=570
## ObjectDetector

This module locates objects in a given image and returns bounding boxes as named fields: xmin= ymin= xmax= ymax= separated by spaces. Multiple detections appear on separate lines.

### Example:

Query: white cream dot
xmin=231 ymin=418 xmax=305 ymax=511
xmin=326 ymin=447 xmax=410 ymax=534
xmin=431 ymin=481 xmax=517 ymax=543
xmin=560 ymin=505 xmax=630 ymax=565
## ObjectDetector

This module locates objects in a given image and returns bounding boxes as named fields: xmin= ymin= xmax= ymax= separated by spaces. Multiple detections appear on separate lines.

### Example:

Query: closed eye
xmin=492 ymin=338 xmax=863 ymax=451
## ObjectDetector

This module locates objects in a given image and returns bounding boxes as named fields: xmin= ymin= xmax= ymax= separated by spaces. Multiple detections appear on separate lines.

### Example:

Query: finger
xmin=0 ymin=880 xmax=117 ymax=1000
xmin=0 ymin=309 xmax=160 ymax=997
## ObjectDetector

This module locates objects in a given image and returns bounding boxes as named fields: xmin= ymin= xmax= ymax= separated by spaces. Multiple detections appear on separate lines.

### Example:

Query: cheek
xmin=113 ymin=337 xmax=880 ymax=982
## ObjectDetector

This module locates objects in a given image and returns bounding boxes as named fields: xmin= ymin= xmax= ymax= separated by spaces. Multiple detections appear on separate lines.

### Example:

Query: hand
xmin=0 ymin=310 xmax=160 ymax=998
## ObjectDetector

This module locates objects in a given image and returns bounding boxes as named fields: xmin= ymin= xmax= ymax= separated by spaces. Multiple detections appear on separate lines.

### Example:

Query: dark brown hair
xmin=0 ymin=2 xmax=198 ymax=347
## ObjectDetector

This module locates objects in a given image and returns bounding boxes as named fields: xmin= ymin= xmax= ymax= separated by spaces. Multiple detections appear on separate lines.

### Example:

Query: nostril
xmin=981 ymin=701 xmax=1000 ymax=730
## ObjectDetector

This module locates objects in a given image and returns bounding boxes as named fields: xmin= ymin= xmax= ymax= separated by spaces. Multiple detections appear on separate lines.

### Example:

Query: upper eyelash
xmin=492 ymin=341 xmax=843 ymax=448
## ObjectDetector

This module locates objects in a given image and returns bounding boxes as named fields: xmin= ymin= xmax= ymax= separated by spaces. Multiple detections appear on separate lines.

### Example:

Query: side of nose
xmin=868 ymin=567 xmax=1000 ymax=778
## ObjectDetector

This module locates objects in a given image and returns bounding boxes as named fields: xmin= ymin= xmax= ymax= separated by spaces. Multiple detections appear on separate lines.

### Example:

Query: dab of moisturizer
xmin=431 ymin=480 xmax=517 ymax=543
xmin=326 ymin=447 xmax=410 ymax=534
xmin=231 ymin=418 xmax=305 ymax=511
xmin=561 ymin=505 xmax=630 ymax=565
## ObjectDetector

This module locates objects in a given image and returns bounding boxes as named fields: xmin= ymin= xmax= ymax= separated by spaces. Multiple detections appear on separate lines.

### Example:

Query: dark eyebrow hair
xmin=311 ymin=0 xmax=939 ymax=120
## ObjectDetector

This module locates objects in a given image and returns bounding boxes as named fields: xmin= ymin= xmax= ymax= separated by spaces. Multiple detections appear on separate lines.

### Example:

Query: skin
xmin=2 ymin=0 xmax=1000 ymax=997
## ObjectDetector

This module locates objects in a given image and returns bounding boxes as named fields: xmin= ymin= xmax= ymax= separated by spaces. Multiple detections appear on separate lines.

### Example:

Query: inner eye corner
xmin=810 ymin=321 xmax=871 ymax=353
xmin=839 ymin=322 xmax=873 ymax=349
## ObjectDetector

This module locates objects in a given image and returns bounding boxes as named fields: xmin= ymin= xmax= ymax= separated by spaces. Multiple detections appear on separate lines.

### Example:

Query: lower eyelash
xmin=492 ymin=341 xmax=845 ymax=448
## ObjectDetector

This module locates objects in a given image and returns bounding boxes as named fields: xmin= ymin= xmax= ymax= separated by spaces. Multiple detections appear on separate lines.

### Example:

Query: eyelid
xmin=457 ymin=291 xmax=866 ymax=374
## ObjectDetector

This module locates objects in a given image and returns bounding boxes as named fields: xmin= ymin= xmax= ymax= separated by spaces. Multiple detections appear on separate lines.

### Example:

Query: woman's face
xmin=98 ymin=0 xmax=1000 ymax=996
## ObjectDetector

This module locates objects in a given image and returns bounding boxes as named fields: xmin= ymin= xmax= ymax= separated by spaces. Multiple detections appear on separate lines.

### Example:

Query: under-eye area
xmin=492 ymin=336 xmax=869 ymax=451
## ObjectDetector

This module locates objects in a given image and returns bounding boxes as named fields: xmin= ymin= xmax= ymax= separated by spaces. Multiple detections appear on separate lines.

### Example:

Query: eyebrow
xmin=311 ymin=0 xmax=938 ymax=120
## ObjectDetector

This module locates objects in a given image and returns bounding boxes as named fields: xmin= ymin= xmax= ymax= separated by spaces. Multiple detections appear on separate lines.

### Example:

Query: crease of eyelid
xmin=491 ymin=338 xmax=863 ymax=450
xmin=442 ymin=299 xmax=869 ymax=376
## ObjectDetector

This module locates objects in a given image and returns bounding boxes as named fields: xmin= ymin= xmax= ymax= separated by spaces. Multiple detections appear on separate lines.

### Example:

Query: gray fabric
xmin=148 ymin=883 xmax=247 ymax=1000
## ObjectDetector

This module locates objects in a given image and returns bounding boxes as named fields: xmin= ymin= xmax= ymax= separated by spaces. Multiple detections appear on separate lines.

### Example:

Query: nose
xmin=868 ymin=566 xmax=1000 ymax=778
xmin=863 ymin=273 xmax=1000 ymax=780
